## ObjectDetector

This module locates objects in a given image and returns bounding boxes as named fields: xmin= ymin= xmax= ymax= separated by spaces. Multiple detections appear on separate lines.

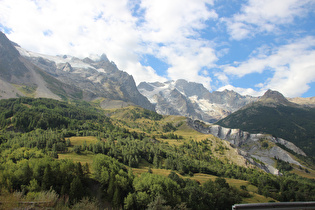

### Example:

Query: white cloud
xmin=221 ymin=36 xmax=315 ymax=97
xmin=224 ymin=0 xmax=315 ymax=40
xmin=0 ymin=0 xmax=219 ymax=87
xmin=0 ymin=0 xmax=167 ymax=83
xmin=140 ymin=0 xmax=216 ymax=43
xmin=2 ymin=0 xmax=314 ymax=98
xmin=138 ymin=0 xmax=218 ymax=89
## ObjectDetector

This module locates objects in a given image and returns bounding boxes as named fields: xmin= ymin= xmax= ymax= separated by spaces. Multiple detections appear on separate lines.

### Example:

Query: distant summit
xmin=138 ymin=80 xmax=257 ymax=122
xmin=259 ymin=89 xmax=294 ymax=106
xmin=216 ymin=89 xmax=315 ymax=156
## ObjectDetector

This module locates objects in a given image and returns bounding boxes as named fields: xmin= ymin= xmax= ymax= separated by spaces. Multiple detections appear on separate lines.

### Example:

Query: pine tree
xmin=69 ymin=176 xmax=84 ymax=203
xmin=41 ymin=164 xmax=52 ymax=191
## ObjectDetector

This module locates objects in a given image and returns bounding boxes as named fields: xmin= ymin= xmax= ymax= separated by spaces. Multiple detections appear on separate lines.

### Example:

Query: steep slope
xmin=216 ymin=90 xmax=315 ymax=156
xmin=0 ymin=32 xmax=82 ymax=100
xmin=189 ymin=119 xmax=308 ymax=175
xmin=17 ymin=47 xmax=154 ymax=110
xmin=138 ymin=79 xmax=257 ymax=122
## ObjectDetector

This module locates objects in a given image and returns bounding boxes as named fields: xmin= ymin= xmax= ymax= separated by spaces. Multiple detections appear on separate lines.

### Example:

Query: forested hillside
xmin=0 ymin=98 xmax=314 ymax=209
xmin=216 ymin=103 xmax=315 ymax=157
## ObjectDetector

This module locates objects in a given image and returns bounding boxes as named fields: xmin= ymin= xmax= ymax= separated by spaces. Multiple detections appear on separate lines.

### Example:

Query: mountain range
xmin=0 ymin=31 xmax=154 ymax=110
xmin=1 ymin=32 xmax=315 ymax=170
xmin=2 ymin=31 xmax=314 ymax=123
xmin=138 ymin=80 xmax=257 ymax=122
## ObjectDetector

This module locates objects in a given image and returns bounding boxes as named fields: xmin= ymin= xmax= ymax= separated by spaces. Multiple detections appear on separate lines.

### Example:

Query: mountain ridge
xmin=138 ymin=80 xmax=257 ymax=122
xmin=17 ymin=45 xmax=154 ymax=110
xmin=216 ymin=89 xmax=315 ymax=157
xmin=0 ymin=31 xmax=81 ymax=100
xmin=0 ymin=32 xmax=154 ymax=110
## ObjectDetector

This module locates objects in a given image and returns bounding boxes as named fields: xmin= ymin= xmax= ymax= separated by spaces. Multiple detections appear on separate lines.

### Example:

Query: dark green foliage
xmin=0 ymin=148 xmax=88 ymax=202
xmin=125 ymin=107 xmax=163 ymax=121
xmin=216 ymin=104 xmax=315 ymax=156
xmin=0 ymin=97 xmax=110 ymax=132
xmin=275 ymin=158 xmax=293 ymax=172
xmin=0 ymin=97 xmax=314 ymax=208
xmin=160 ymin=133 xmax=183 ymax=139
xmin=69 ymin=176 xmax=84 ymax=203
xmin=126 ymin=173 xmax=181 ymax=209
xmin=93 ymin=154 xmax=133 ymax=208
xmin=162 ymin=122 xmax=177 ymax=133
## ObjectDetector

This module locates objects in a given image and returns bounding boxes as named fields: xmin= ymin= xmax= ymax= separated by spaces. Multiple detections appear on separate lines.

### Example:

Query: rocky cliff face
xmin=138 ymin=80 xmax=257 ymax=122
xmin=0 ymin=32 xmax=75 ymax=100
xmin=16 ymin=46 xmax=154 ymax=110
xmin=188 ymin=119 xmax=306 ymax=175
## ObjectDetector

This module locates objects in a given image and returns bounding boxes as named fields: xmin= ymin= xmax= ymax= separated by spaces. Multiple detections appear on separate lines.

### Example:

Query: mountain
xmin=216 ymin=89 xmax=315 ymax=156
xmin=138 ymin=79 xmax=257 ymax=122
xmin=189 ymin=119 xmax=307 ymax=175
xmin=0 ymin=32 xmax=153 ymax=110
xmin=0 ymin=32 xmax=82 ymax=100
xmin=289 ymin=96 xmax=315 ymax=108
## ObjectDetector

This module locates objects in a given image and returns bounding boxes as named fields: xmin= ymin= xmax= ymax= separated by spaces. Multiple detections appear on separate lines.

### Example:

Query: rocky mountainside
xmin=138 ymin=79 xmax=257 ymax=122
xmin=0 ymin=32 xmax=154 ymax=110
xmin=216 ymin=89 xmax=315 ymax=157
xmin=0 ymin=32 xmax=82 ymax=100
xmin=289 ymin=96 xmax=315 ymax=108
xmin=189 ymin=119 xmax=306 ymax=175
xmin=19 ymin=50 xmax=154 ymax=110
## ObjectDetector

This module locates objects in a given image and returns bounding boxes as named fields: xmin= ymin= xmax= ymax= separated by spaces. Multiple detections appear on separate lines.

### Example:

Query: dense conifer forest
xmin=0 ymin=98 xmax=314 ymax=209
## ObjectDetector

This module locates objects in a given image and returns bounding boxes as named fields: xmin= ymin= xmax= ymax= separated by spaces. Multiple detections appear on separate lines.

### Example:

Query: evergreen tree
xmin=69 ymin=176 xmax=84 ymax=203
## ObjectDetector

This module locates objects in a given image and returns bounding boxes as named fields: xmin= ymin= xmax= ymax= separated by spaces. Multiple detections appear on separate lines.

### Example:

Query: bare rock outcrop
xmin=188 ymin=119 xmax=306 ymax=175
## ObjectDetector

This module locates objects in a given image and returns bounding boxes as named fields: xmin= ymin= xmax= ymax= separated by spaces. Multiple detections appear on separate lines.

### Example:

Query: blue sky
xmin=1 ymin=0 xmax=315 ymax=97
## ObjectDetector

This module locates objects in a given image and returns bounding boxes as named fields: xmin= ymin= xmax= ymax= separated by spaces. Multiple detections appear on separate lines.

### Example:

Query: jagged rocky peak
xmin=138 ymin=79 xmax=257 ymax=122
xmin=138 ymin=82 xmax=155 ymax=91
xmin=60 ymin=62 xmax=73 ymax=72
xmin=82 ymin=57 xmax=95 ymax=64
xmin=259 ymin=89 xmax=292 ymax=106
xmin=8 ymin=35 xmax=154 ymax=110
xmin=175 ymin=79 xmax=210 ymax=98
xmin=100 ymin=53 xmax=109 ymax=62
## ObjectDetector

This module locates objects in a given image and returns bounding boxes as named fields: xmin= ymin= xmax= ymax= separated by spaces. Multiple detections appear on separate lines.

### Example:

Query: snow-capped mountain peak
xmin=138 ymin=80 xmax=257 ymax=122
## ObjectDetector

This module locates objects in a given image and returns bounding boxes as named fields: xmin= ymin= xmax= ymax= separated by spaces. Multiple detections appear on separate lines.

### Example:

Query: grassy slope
xmin=60 ymin=149 xmax=275 ymax=204
xmin=106 ymin=107 xmax=250 ymax=167
xmin=58 ymin=109 xmax=278 ymax=204
xmin=65 ymin=105 xmax=315 ymax=178
xmin=2 ymin=99 xmax=313 ymax=206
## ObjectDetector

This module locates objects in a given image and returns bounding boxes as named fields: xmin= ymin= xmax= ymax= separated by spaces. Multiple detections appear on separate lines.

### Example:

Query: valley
xmin=0 ymin=98 xmax=314 ymax=209
xmin=0 ymin=31 xmax=315 ymax=209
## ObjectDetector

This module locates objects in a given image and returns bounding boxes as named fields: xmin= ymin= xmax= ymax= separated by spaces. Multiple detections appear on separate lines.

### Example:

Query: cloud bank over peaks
xmin=1 ymin=0 xmax=314 ymax=97
xmin=221 ymin=36 xmax=315 ymax=97
xmin=138 ymin=0 xmax=218 ymax=90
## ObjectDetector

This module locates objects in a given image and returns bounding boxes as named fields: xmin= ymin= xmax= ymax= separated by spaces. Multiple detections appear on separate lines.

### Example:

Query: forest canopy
xmin=0 ymin=98 xmax=314 ymax=209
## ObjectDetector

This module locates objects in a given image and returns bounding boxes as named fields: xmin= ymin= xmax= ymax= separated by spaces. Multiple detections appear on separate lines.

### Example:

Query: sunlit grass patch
xmin=243 ymin=193 xmax=276 ymax=204
xmin=58 ymin=151 xmax=94 ymax=165
xmin=291 ymin=166 xmax=315 ymax=179
xmin=67 ymin=136 xmax=99 ymax=146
